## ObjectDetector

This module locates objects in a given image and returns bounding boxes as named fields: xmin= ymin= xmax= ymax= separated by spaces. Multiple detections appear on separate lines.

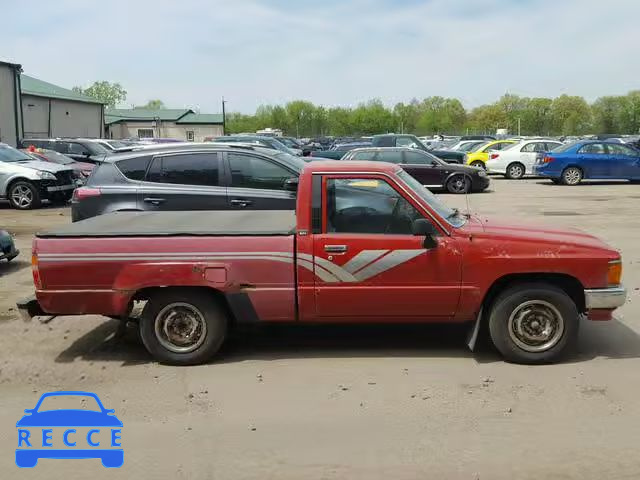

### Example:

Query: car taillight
xmin=607 ymin=260 xmax=622 ymax=286
xmin=542 ymin=156 xmax=555 ymax=163
xmin=72 ymin=187 xmax=101 ymax=201
xmin=31 ymin=253 xmax=42 ymax=289
xmin=490 ymin=153 xmax=499 ymax=159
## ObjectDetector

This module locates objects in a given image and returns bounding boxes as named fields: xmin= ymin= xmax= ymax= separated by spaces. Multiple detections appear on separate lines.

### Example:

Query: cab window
xmin=579 ymin=143 xmax=606 ymax=154
xmin=326 ymin=178 xmax=424 ymax=235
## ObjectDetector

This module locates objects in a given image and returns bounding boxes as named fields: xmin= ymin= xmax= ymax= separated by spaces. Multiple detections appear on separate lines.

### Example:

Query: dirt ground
xmin=1 ymin=178 xmax=639 ymax=479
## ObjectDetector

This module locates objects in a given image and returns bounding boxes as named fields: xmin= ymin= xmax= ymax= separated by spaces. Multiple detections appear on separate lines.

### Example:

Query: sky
xmin=2 ymin=0 xmax=640 ymax=113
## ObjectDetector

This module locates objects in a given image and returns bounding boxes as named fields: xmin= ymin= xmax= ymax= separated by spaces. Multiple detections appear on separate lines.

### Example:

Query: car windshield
xmin=471 ymin=141 xmax=491 ymax=152
xmin=38 ymin=150 xmax=75 ymax=165
xmin=37 ymin=394 xmax=102 ymax=412
xmin=86 ymin=142 xmax=110 ymax=154
xmin=396 ymin=169 xmax=466 ymax=228
xmin=271 ymin=152 xmax=306 ymax=172
xmin=0 ymin=145 xmax=34 ymax=162
xmin=551 ymin=142 xmax=578 ymax=153
xmin=106 ymin=140 xmax=129 ymax=149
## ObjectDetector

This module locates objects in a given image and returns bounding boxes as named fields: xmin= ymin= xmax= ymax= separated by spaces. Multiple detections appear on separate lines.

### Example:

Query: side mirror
xmin=412 ymin=218 xmax=438 ymax=249
xmin=283 ymin=177 xmax=299 ymax=192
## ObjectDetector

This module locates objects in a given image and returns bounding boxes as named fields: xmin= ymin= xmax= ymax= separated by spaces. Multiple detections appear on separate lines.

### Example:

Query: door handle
xmin=143 ymin=197 xmax=166 ymax=205
xmin=324 ymin=245 xmax=348 ymax=253
xmin=230 ymin=199 xmax=253 ymax=207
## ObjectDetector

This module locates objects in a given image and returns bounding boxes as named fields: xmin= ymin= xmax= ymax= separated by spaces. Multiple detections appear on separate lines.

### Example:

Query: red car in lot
xmin=18 ymin=161 xmax=626 ymax=365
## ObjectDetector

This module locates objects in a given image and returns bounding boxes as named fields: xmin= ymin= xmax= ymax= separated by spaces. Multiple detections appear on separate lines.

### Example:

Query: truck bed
xmin=37 ymin=210 xmax=296 ymax=238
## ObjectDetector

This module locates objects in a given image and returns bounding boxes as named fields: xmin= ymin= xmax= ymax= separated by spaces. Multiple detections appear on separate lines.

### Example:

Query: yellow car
xmin=465 ymin=140 xmax=518 ymax=168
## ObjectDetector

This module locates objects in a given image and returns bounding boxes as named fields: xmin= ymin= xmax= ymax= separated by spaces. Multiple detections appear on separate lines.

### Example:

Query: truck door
xmin=309 ymin=175 xmax=462 ymax=320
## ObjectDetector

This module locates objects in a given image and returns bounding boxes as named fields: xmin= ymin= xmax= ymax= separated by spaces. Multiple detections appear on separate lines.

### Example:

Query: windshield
xmin=37 ymin=149 xmax=75 ymax=165
xmin=396 ymin=169 xmax=466 ymax=228
xmin=0 ymin=145 xmax=34 ymax=162
xmin=272 ymin=152 xmax=306 ymax=172
xmin=36 ymin=394 xmax=102 ymax=412
xmin=457 ymin=141 xmax=484 ymax=152
xmin=551 ymin=142 xmax=578 ymax=153
xmin=86 ymin=142 xmax=109 ymax=154
xmin=106 ymin=140 xmax=128 ymax=149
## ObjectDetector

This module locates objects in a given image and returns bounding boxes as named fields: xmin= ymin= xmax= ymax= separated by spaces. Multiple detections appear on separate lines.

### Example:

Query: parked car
xmin=341 ymin=147 xmax=489 ymax=193
xmin=211 ymin=135 xmax=300 ymax=156
xmin=460 ymin=135 xmax=496 ymax=141
xmin=371 ymin=134 xmax=464 ymax=164
xmin=534 ymin=141 xmax=640 ymax=185
xmin=309 ymin=141 xmax=372 ymax=160
xmin=485 ymin=140 xmax=563 ymax=179
xmin=0 ymin=143 xmax=77 ymax=209
xmin=464 ymin=140 xmax=518 ymax=169
xmin=21 ymin=138 xmax=110 ymax=165
xmin=448 ymin=140 xmax=487 ymax=152
xmin=87 ymin=138 xmax=134 ymax=152
xmin=71 ymin=143 xmax=305 ymax=222
xmin=20 ymin=160 xmax=626 ymax=365
xmin=0 ymin=229 xmax=19 ymax=262
xmin=23 ymin=148 xmax=94 ymax=181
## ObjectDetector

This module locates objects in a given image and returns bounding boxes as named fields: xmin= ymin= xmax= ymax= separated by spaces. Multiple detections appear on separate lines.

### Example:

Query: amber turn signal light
xmin=607 ymin=260 xmax=622 ymax=286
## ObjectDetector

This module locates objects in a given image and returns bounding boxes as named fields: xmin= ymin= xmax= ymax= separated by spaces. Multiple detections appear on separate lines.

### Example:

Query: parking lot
xmin=0 ymin=177 xmax=638 ymax=479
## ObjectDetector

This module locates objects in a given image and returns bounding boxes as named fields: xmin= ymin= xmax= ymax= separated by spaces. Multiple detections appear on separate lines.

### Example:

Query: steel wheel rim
xmin=154 ymin=302 xmax=207 ymax=353
xmin=564 ymin=168 xmax=581 ymax=184
xmin=450 ymin=176 xmax=468 ymax=193
xmin=11 ymin=185 xmax=33 ymax=208
xmin=509 ymin=164 xmax=524 ymax=178
xmin=471 ymin=161 xmax=485 ymax=169
xmin=508 ymin=300 xmax=564 ymax=353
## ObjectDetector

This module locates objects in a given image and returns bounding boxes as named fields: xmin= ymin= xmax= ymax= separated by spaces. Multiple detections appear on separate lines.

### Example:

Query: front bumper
xmin=585 ymin=287 xmax=627 ymax=310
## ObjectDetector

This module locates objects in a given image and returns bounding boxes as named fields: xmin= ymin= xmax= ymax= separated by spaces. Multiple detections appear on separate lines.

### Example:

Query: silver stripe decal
xmin=297 ymin=253 xmax=358 ymax=282
xmin=353 ymin=249 xmax=426 ymax=282
xmin=38 ymin=251 xmax=295 ymax=258
xmin=341 ymin=250 xmax=389 ymax=274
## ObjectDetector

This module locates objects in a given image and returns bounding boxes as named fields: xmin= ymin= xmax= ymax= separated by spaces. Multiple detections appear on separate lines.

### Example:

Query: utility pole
xmin=517 ymin=117 xmax=521 ymax=136
xmin=221 ymin=97 xmax=227 ymax=136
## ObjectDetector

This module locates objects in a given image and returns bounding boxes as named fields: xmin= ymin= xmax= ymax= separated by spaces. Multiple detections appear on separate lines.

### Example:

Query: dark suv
xmin=341 ymin=147 xmax=490 ymax=194
xmin=71 ymin=144 xmax=304 ymax=221
xmin=20 ymin=138 xmax=111 ymax=164
xmin=371 ymin=134 xmax=464 ymax=164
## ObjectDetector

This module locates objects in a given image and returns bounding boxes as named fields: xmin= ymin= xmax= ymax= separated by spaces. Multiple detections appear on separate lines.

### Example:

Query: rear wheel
xmin=505 ymin=162 xmax=525 ymax=179
xmin=8 ymin=181 xmax=41 ymax=210
xmin=470 ymin=160 xmax=485 ymax=169
xmin=488 ymin=283 xmax=579 ymax=364
xmin=561 ymin=166 xmax=583 ymax=185
xmin=139 ymin=289 xmax=228 ymax=365
xmin=446 ymin=174 xmax=471 ymax=194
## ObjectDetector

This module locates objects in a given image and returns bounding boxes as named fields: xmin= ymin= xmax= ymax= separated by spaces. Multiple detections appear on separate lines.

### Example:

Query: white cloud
xmin=3 ymin=0 xmax=639 ymax=112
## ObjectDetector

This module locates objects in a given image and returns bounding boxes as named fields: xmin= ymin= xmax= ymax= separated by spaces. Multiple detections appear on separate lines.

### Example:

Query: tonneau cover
xmin=37 ymin=210 xmax=296 ymax=238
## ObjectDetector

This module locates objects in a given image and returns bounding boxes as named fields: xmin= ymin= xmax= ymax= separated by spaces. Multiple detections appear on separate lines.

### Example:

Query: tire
xmin=139 ymin=289 xmax=228 ymax=365
xmin=446 ymin=174 xmax=471 ymax=194
xmin=8 ymin=181 xmax=41 ymax=210
xmin=561 ymin=166 xmax=583 ymax=185
xmin=488 ymin=283 xmax=579 ymax=364
xmin=470 ymin=160 xmax=485 ymax=169
xmin=505 ymin=162 xmax=525 ymax=180
xmin=551 ymin=179 xmax=561 ymax=185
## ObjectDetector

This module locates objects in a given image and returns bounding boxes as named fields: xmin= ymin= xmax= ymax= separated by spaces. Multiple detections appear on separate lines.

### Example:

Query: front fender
xmin=2 ymin=174 xmax=39 ymax=196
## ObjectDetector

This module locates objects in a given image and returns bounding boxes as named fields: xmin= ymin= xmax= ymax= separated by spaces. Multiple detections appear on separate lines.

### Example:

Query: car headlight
xmin=36 ymin=171 xmax=57 ymax=180
xmin=477 ymin=169 xmax=487 ymax=177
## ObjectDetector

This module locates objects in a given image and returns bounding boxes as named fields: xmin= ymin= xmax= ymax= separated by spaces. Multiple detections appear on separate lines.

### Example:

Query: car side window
xmin=404 ymin=151 xmax=433 ymax=165
xmin=350 ymin=151 xmax=373 ymax=161
xmin=607 ymin=144 xmax=636 ymax=156
xmin=374 ymin=150 xmax=403 ymax=164
xmin=520 ymin=143 xmax=537 ymax=153
xmin=545 ymin=142 xmax=561 ymax=151
xmin=396 ymin=137 xmax=420 ymax=148
xmin=491 ymin=142 xmax=511 ymax=151
xmin=326 ymin=178 xmax=423 ymax=235
xmin=228 ymin=153 xmax=292 ymax=190
xmin=579 ymin=143 xmax=606 ymax=154
xmin=68 ymin=143 xmax=90 ymax=155
xmin=117 ymin=157 xmax=152 ymax=181
xmin=146 ymin=153 xmax=219 ymax=186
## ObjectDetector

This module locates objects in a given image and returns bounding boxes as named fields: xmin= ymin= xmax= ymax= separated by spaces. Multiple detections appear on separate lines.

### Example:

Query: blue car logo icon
xmin=16 ymin=391 xmax=123 ymax=468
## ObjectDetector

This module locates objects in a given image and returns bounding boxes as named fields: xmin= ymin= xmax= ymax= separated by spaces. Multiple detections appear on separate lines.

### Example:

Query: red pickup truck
xmin=19 ymin=160 xmax=626 ymax=365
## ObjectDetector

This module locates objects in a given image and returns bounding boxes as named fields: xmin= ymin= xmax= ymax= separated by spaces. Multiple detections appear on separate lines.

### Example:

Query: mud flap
xmin=466 ymin=307 xmax=483 ymax=352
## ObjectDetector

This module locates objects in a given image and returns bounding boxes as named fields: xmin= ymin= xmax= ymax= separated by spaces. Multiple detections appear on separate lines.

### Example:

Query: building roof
xmin=0 ymin=60 xmax=22 ymax=71
xmin=176 ymin=113 xmax=224 ymax=124
xmin=20 ymin=74 xmax=103 ymax=104
xmin=105 ymin=108 xmax=223 ymax=125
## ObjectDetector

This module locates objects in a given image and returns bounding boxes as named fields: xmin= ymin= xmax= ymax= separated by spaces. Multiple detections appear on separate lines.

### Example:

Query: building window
xmin=138 ymin=128 xmax=154 ymax=139
xmin=186 ymin=131 xmax=195 ymax=142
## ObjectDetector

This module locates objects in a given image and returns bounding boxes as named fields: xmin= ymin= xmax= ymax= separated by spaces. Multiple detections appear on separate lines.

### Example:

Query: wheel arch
xmin=4 ymin=176 xmax=37 ymax=197
xmin=481 ymin=272 xmax=586 ymax=315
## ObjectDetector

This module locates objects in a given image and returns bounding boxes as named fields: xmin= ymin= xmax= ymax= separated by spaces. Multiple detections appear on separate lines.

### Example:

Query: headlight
xmin=477 ymin=169 xmax=487 ymax=177
xmin=36 ymin=171 xmax=56 ymax=180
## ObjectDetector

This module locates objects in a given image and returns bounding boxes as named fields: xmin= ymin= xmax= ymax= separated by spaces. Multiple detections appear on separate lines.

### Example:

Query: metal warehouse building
xmin=0 ymin=60 xmax=23 ymax=146
xmin=20 ymin=75 xmax=104 ymax=139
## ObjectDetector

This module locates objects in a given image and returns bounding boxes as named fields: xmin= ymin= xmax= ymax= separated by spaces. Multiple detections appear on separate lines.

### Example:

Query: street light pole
xmin=222 ymin=97 xmax=227 ymax=136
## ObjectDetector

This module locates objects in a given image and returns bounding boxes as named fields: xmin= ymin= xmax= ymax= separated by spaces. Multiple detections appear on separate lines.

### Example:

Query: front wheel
xmin=505 ymin=162 xmax=525 ymax=180
xmin=8 ymin=181 xmax=41 ymax=210
xmin=488 ymin=284 xmax=579 ymax=364
xmin=561 ymin=167 xmax=583 ymax=185
xmin=446 ymin=175 xmax=471 ymax=194
xmin=139 ymin=289 xmax=228 ymax=365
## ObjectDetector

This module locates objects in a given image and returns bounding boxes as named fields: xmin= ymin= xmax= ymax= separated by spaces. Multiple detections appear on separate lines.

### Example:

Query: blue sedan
xmin=535 ymin=141 xmax=640 ymax=185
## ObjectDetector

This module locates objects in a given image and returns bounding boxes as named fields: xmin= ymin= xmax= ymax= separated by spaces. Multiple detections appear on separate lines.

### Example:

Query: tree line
xmin=72 ymin=81 xmax=640 ymax=138
xmin=227 ymin=92 xmax=640 ymax=138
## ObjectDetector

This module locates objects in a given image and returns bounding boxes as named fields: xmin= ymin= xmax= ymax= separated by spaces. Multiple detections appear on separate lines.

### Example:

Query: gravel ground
xmin=0 ymin=177 xmax=639 ymax=479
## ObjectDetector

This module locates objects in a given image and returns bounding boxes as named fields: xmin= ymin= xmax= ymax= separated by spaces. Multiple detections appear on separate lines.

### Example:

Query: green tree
xmin=350 ymin=99 xmax=395 ymax=135
xmin=285 ymin=100 xmax=317 ymax=137
xmin=136 ymin=99 xmax=166 ymax=110
xmin=520 ymin=98 xmax=553 ymax=136
xmin=72 ymin=81 xmax=127 ymax=108
xmin=415 ymin=97 xmax=466 ymax=135
xmin=326 ymin=107 xmax=353 ymax=136
xmin=466 ymin=104 xmax=508 ymax=134
xmin=550 ymin=95 xmax=592 ymax=135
